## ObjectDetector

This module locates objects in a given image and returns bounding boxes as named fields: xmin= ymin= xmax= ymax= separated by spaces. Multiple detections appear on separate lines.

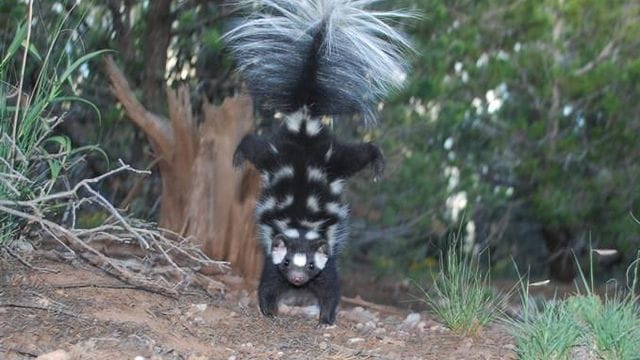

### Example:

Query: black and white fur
xmin=224 ymin=0 xmax=413 ymax=125
xmin=235 ymin=111 xmax=381 ymax=324
xmin=235 ymin=109 xmax=383 ymax=254
xmin=225 ymin=0 xmax=412 ymax=325
xmin=259 ymin=232 xmax=340 ymax=325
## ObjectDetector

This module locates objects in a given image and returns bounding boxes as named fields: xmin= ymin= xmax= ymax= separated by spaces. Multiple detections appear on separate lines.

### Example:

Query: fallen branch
xmin=0 ymin=160 xmax=229 ymax=299
xmin=3 ymin=246 xmax=59 ymax=273
xmin=52 ymin=283 xmax=137 ymax=290
xmin=0 ymin=301 xmax=90 ymax=320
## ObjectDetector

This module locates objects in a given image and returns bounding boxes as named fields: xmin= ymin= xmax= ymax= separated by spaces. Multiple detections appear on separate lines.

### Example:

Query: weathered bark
xmin=142 ymin=0 xmax=172 ymax=114
xmin=104 ymin=56 xmax=263 ymax=280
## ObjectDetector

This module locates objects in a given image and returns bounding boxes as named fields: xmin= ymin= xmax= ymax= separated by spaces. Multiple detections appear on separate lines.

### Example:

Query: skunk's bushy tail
xmin=224 ymin=0 xmax=413 ymax=124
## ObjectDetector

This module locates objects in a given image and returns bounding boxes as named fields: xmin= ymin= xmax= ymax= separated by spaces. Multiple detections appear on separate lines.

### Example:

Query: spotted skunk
xmin=225 ymin=0 xmax=412 ymax=325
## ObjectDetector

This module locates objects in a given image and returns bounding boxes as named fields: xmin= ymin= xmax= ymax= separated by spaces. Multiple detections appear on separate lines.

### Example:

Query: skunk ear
xmin=316 ymin=242 xmax=329 ymax=255
xmin=327 ymin=141 xmax=385 ymax=180
xmin=313 ymin=242 xmax=330 ymax=270
xmin=271 ymin=234 xmax=288 ymax=264
xmin=272 ymin=234 xmax=287 ymax=248
xmin=233 ymin=134 xmax=278 ymax=170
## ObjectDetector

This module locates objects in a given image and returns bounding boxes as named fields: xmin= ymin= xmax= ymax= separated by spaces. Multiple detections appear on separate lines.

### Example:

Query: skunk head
xmin=270 ymin=231 xmax=330 ymax=286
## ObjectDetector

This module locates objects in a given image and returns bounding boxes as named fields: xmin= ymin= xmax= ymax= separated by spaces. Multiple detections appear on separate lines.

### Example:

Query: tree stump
xmin=104 ymin=56 xmax=262 ymax=280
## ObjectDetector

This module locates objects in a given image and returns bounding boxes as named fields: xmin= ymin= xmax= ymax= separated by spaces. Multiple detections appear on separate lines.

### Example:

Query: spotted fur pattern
xmin=226 ymin=0 xmax=412 ymax=325
xmin=234 ymin=108 xmax=384 ymax=254
xmin=234 ymin=109 xmax=383 ymax=325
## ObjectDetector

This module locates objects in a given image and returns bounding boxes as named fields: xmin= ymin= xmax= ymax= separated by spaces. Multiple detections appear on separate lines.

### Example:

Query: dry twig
xmin=0 ymin=160 xmax=229 ymax=298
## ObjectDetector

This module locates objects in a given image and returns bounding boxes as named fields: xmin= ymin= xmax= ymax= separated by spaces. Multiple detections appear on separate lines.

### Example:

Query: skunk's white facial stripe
xmin=307 ymin=167 xmax=327 ymax=183
xmin=283 ymin=228 xmax=300 ymax=238
xmin=292 ymin=253 xmax=307 ymax=267
xmin=314 ymin=252 xmax=328 ymax=270
xmin=305 ymin=119 xmax=322 ymax=136
xmin=269 ymin=143 xmax=279 ymax=154
xmin=305 ymin=231 xmax=320 ymax=240
xmin=272 ymin=246 xmax=287 ymax=264
xmin=306 ymin=196 xmax=320 ymax=212
xmin=330 ymin=179 xmax=345 ymax=195
xmin=285 ymin=111 xmax=305 ymax=133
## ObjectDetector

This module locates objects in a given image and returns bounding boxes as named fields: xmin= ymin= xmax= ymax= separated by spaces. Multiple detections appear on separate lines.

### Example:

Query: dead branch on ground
xmin=0 ymin=160 xmax=229 ymax=298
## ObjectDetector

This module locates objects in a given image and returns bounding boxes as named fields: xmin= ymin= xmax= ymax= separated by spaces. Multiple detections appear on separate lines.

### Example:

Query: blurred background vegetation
xmin=1 ymin=0 xmax=639 ymax=284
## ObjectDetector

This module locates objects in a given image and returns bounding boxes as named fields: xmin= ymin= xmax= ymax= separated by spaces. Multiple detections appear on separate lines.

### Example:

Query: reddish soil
xmin=0 ymin=255 xmax=516 ymax=359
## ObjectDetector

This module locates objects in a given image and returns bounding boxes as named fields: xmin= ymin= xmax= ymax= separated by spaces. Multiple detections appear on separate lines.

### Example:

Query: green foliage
xmin=421 ymin=239 xmax=504 ymax=335
xmin=510 ymin=293 xmax=640 ymax=360
xmin=509 ymin=299 xmax=582 ymax=360
xmin=366 ymin=0 xmax=640 ymax=277
xmin=507 ymin=252 xmax=640 ymax=360
xmin=0 ymin=5 xmax=106 ymax=245
xmin=569 ymin=294 xmax=640 ymax=360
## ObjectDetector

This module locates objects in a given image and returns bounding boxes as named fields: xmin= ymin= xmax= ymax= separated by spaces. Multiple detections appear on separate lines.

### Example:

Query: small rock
xmin=237 ymin=296 xmax=251 ymax=308
xmin=380 ymin=337 xmax=405 ymax=347
xmin=322 ymin=333 xmax=332 ymax=338
xmin=194 ymin=303 xmax=207 ymax=312
xmin=429 ymin=324 xmax=448 ymax=332
xmin=193 ymin=316 xmax=205 ymax=325
xmin=319 ymin=341 xmax=329 ymax=350
xmin=401 ymin=313 xmax=421 ymax=329
xmin=187 ymin=355 xmax=208 ymax=360
xmin=13 ymin=239 xmax=34 ymax=253
xmin=416 ymin=321 xmax=428 ymax=331
xmin=278 ymin=304 xmax=292 ymax=314
xmin=373 ymin=327 xmax=386 ymax=335
xmin=36 ymin=350 xmax=70 ymax=360
xmin=317 ymin=323 xmax=336 ymax=330
xmin=301 ymin=305 xmax=320 ymax=317
xmin=341 ymin=306 xmax=378 ymax=323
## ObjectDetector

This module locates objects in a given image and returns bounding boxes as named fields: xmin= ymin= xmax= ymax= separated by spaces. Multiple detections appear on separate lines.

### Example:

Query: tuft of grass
xmin=0 ymin=4 xmax=108 ymax=245
xmin=565 ymin=292 xmax=640 ymax=359
xmin=421 ymin=239 xmax=504 ymax=335
xmin=509 ymin=299 xmax=581 ymax=360
xmin=506 ymin=251 xmax=640 ymax=360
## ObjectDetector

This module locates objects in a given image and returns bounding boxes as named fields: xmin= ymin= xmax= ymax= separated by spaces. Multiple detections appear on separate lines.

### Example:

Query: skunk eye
xmin=283 ymin=259 xmax=290 ymax=267
xmin=308 ymin=262 xmax=315 ymax=270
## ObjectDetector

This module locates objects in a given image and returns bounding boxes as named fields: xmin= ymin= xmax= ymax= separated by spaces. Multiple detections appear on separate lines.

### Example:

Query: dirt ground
xmin=0 ymin=255 xmax=516 ymax=360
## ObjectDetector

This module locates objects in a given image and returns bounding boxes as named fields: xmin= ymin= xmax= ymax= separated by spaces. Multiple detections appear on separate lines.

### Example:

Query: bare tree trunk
xmin=104 ymin=56 xmax=263 ymax=280
xmin=142 ymin=0 xmax=172 ymax=113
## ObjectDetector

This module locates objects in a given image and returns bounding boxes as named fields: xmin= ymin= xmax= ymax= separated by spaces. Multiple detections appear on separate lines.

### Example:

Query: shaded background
xmin=2 ymin=0 xmax=639 ymax=286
